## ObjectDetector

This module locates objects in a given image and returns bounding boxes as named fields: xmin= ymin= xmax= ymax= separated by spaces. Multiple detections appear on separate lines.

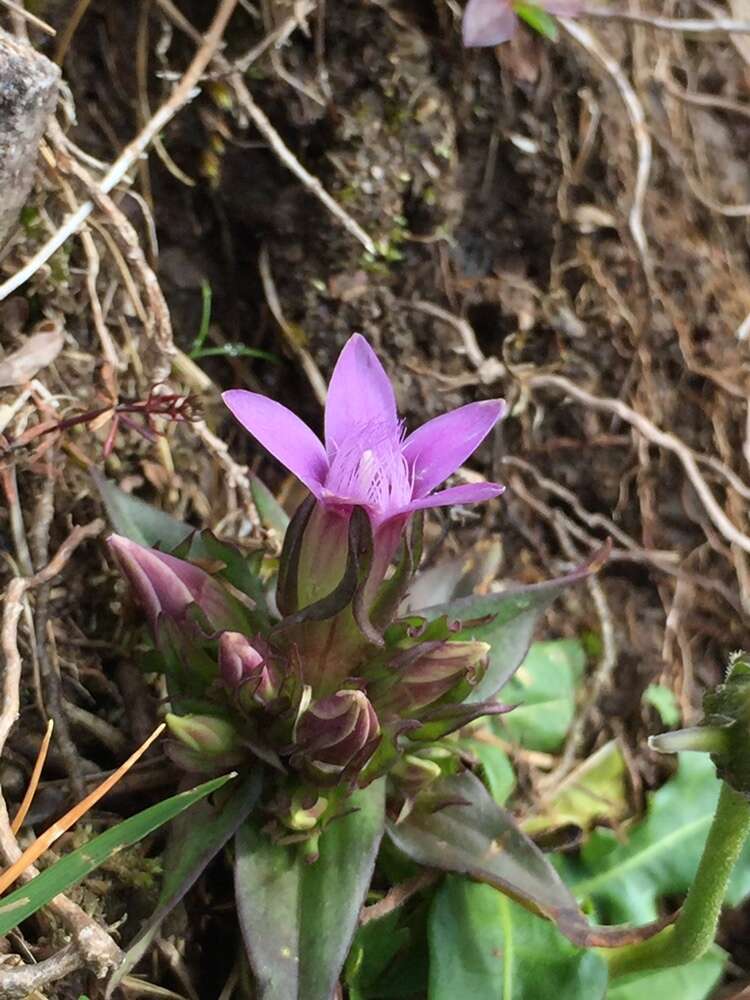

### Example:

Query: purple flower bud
xmin=108 ymin=534 xmax=239 ymax=636
xmin=219 ymin=632 xmax=278 ymax=708
xmin=165 ymin=712 xmax=239 ymax=755
xmin=294 ymin=690 xmax=381 ymax=775
xmin=372 ymin=640 xmax=491 ymax=717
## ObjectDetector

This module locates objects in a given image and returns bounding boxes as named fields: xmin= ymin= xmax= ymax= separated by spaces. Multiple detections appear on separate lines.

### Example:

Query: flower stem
xmin=607 ymin=781 xmax=750 ymax=979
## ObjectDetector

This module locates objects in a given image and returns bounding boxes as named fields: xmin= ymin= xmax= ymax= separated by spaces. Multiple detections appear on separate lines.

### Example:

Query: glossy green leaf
xmin=106 ymin=771 xmax=262 ymax=996
xmin=428 ymin=877 xmax=607 ymax=999
xmin=419 ymin=546 xmax=607 ymax=703
xmin=0 ymin=773 xmax=235 ymax=936
xmin=495 ymin=640 xmax=585 ymax=752
xmin=250 ymin=474 xmax=290 ymax=538
xmin=560 ymin=753 xmax=750 ymax=925
xmin=607 ymin=949 xmax=726 ymax=1000
xmin=93 ymin=471 xmax=194 ymax=550
xmin=387 ymin=771 xmax=594 ymax=946
xmin=235 ymin=780 xmax=386 ymax=1000
xmin=523 ymin=740 xmax=627 ymax=834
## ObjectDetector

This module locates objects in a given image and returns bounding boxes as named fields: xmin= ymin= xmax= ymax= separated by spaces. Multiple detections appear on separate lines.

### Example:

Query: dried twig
xmin=560 ymin=18 xmax=653 ymax=282
xmin=526 ymin=373 xmax=750 ymax=557
xmin=259 ymin=245 xmax=327 ymax=407
xmin=0 ymin=517 xmax=121 ymax=976
xmin=11 ymin=718 xmax=53 ymax=833
xmin=154 ymin=0 xmax=378 ymax=257
xmin=581 ymin=7 xmax=750 ymax=34
xmin=360 ymin=871 xmax=439 ymax=925
xmin=0 ymin=0 xmax=241 ymax=300
xmin=0 ymin=0 xmax=55 ymax=36
xmin=0 ymin=944 xmax=81 ymax=999
xmin=0 ymin=518 xmax=104 ymax=758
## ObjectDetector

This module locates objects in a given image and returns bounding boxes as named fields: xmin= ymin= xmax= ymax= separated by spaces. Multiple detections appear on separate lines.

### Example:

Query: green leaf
xmin=347 ymin=908 xmax=430 ymax=999
xmin=93 ymin=471 xmax=194 ymax=550
xmin=461 ymin=737 xmax=516 ymax=805
xmin=515 ymin=3 xmax=559 ymax=40
xmin=250 ymin=475 xmax=290 ymax=538
xmin=188 ymin=531 xmax=270 ymax=626
xmin=643 ymin=684 xmax=681 ymax=727
xmin=0 ymin=773 xmax=235 ymax=937
xmin=428 ymin=877 xmax=607 ymax=999
xmin=387 ymin=771 xmax=594 ymax=946
xmin=495 ymin=640 xmax=585 ymax=752
xmin=419 ymin=546 xmax=607 ymax=702
xmin=523 ymin=740 xmax=628 ymax=834
xmin=235 ymin=780 xmax=386 ymax=1000
xmin=106 ymin=772 xmax=261 ymax=996
xmin=607 ymin=949 xmax=726 ymax=1000
xmin=345 ymin=912 xmax=410 ymax=998
xmin=560 ymin=753 xmax=750 ymax=925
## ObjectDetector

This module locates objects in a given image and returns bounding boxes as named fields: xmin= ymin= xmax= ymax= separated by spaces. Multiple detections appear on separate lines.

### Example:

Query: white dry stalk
xmin=0 ymin=0 xmax=242 ymax=301
xmin=528 ymin=373 xmax=750 ymax=556
xmin=560 ymin=18 xmax=653 ymax=283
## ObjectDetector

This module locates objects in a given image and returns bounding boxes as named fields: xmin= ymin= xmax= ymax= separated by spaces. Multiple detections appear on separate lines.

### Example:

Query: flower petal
xmin=402 ymin=400 xmax=506 ymax=498
xmin=223 ymin=390 xmax=328 ymax=496
xmin=462 ymin=0 xmax=518 ymax=46
xmin=324 ymin=334 xmax=399 ymax=455
xmin=395 ymin=481 xmax=505 ymax=517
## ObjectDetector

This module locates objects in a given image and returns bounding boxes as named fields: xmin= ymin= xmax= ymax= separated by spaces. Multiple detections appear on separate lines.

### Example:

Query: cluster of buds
xmin=109 ymin=335 xmax=509 ymax=840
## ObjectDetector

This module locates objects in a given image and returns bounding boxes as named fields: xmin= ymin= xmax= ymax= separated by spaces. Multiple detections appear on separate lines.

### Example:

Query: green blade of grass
xmin=0 ymin=772 xmax=235 ymax=936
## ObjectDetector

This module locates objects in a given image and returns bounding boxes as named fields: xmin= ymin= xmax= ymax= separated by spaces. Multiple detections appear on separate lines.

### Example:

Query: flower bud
xmin=108 ymin=534 xmax=240 ymax=636
xmin=391 ymin=752 xmax=443 ymax=797
xmin=165 ymin=712 xmax=239 ymax=755
xmin=669 ymin=651 xmax=750 ymax=797
xmin=219 ymin=632 xmax=278 ymax=709
xmin=371 ymin=640 xmax=490 ymax=718
xmin=294 ymin=690 xmax=380 ymax=776
xmin=284 ymin=790 xmax=329 ymax=832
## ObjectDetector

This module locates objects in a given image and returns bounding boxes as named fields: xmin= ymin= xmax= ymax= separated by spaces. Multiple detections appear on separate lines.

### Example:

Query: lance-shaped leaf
xmin=0 ymin=773 xmax=236 ymax=938
xmin=387 ymin=771 xmax=594 ymax=945
xmin=417 ymin=542 xmax=610 ymax=702
xmin=106 ymin=771 xmax=261 ymax=997
xmin=93 ymin=471 xmax=195 ymax=550
xmin=235 ymin=779 xmax=386 ymax=1000
xmin=251 ymin=473 xmax=291 ymax=538
xmin=388 ymin=770 xmax=668 ymax=950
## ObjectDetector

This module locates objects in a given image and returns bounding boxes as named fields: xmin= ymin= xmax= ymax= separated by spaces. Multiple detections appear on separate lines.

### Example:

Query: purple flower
xmin=462 ymin=0 xmax=581 ymax=47
xmin=108 ymin=534 xmax=240 ymax=635
xmin=223 ymin=334 xmax=505 ymax=530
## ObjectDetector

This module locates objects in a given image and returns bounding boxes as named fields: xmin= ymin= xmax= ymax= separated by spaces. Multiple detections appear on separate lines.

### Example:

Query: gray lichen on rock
xmin=0 ymin=29 xmax=60 ymax=248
